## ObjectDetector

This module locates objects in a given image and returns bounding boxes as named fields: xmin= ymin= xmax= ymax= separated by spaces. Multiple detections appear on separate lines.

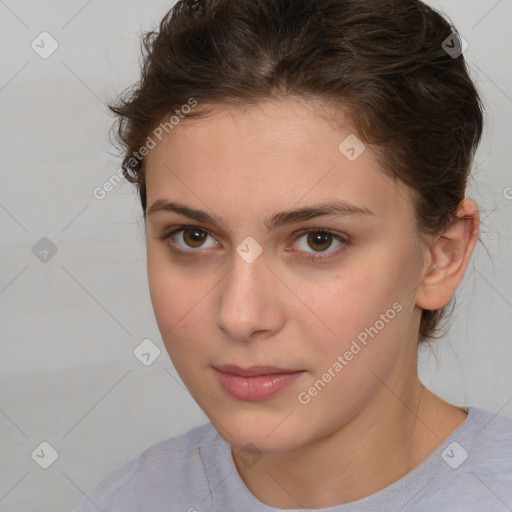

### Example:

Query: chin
xmin=206 ymin=407 xmax=313 ymax=454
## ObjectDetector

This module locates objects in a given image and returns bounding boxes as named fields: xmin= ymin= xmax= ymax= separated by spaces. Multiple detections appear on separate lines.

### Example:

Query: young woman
xmin=75 ymin=0 xmax=512 ymax=510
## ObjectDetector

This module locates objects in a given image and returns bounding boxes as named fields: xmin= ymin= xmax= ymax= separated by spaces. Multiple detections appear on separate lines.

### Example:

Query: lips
xmin=213 ymin=364 xmax=306 ymax=401
xmin=214 ymin=364 xmax=302 ymax=377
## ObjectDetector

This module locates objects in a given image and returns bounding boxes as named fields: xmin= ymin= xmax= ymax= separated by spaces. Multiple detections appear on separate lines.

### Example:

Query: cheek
xmin=147 ymin=248 xmax=175 ymax=330
xmin=147 ymin=246 xmax=206 ymax=348
xmin=310 ymin=267 xmax=398 ymax=339
xmin=293 ymin=268 xmax=410 ymax=432
xmin=147 ymin=237 xmax=417 ymax=361
xmin=305 ymin=252 xmax=415 ymax=371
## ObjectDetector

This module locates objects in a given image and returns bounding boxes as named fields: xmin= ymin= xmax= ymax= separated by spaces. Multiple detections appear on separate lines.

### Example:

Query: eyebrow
xmin=146 ymin=199 xmax=376 ymax=231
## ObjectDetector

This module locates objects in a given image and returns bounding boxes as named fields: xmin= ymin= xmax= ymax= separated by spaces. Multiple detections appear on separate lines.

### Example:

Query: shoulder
xmin=414 ymin=406 xmax=512 ymax=511
xmin=459 ymin=406 xmax=512 ymax=474
xmin=73 ymin=422 xmax=220 ymax=512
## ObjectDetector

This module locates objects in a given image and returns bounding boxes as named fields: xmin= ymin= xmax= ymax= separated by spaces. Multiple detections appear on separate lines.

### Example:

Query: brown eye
xmin=292 ymin=228 xmax=350 ymax=263
xmin=182 ymin=229 xmax=208 ymax=248
xmin=158 ymin=225 xmax=349 ymax=263
xmin=159 ymin=226 xmax=218 ymax=253
xmin=306 ymin=231 xmax=333 ymax=252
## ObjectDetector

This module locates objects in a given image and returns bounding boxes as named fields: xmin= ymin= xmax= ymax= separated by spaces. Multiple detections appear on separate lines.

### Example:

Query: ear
xmin=415 ymin=198 xmax=480 ymax=311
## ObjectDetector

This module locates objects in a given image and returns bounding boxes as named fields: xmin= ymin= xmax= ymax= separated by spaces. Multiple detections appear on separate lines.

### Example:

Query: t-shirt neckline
xmin=210 ymin=405 xmax=481 ymax=511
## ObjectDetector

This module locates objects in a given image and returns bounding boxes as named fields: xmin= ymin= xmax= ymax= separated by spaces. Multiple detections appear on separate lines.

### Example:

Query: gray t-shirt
xmin=74 ymin=406 xmax=512 ymax=511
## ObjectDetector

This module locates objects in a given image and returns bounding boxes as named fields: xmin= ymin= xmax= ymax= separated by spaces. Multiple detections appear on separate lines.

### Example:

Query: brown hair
xmin=108 ymin=0 xmax=484 ymax=343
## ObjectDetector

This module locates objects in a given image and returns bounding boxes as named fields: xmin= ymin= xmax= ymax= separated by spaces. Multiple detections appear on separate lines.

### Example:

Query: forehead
xmin=144 ymin=98 xmax=416 ymax=226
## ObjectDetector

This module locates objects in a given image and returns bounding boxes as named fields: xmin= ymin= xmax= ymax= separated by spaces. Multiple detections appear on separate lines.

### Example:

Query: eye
xmin=290 ymin=228 xmax=350 ymax=262
xmin=157 ymin=225 xmax=350 ymax=262
xmin=158 ymin=226 xmax=218 ymax=255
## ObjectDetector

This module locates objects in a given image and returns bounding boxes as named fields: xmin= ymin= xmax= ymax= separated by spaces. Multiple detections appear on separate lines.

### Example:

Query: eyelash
xmin=157 ymin=225 xmax=351 ymax=263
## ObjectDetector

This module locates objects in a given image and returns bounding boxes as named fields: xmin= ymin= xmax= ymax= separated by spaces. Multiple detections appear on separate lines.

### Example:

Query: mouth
xmin=213 ymin=364 xmax=306 ymax=401
xmin=214 ymin=364 xmax=304 ymax=377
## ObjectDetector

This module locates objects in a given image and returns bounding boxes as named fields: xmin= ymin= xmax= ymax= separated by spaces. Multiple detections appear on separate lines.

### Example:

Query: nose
xmin=214 ymin=249 xmax=286 ymax=342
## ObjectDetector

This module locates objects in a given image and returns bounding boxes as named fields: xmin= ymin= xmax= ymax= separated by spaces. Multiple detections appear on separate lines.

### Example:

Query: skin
xmin=144 ymin=97 xmax=479 ymax=508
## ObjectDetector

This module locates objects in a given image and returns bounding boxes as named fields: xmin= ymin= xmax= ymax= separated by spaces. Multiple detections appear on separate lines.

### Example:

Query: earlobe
xmin=416 ymin=199 xmax=480 ymax=311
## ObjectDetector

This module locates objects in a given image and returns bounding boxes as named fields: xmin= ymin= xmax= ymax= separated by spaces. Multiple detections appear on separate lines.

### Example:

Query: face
xmin=145 ymin=98 xmax=428 ymax=453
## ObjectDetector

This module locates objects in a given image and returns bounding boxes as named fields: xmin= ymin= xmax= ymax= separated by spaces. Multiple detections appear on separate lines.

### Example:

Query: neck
xmin=231 ymin=374 xmax=467 ymax=509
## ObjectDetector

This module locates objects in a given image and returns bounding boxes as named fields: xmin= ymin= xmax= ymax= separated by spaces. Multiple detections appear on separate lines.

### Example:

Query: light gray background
xmin=0 ymin=1 xmax=511 ymax=511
